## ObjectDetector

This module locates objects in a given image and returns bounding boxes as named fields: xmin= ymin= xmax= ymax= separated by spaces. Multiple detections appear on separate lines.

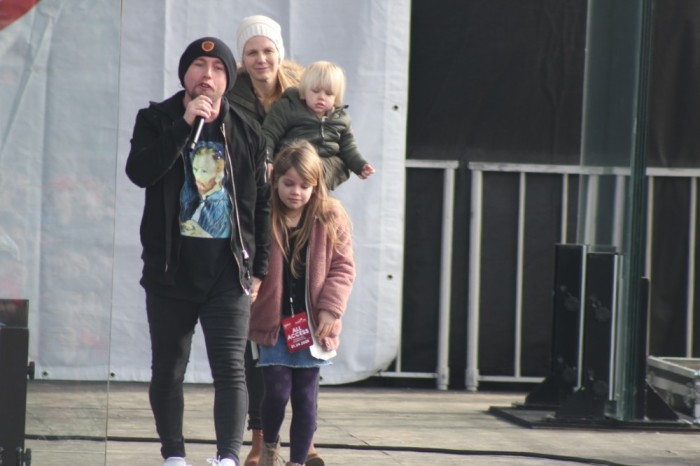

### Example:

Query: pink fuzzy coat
xmin=249 ymin=213 xmax=355 ymax=347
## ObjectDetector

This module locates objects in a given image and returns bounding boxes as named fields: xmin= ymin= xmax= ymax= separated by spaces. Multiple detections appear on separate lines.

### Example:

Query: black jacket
xmin=262 ymin=88 xmax=367 ymax=174
xmin=126 ymin=91 xmax=270 ymax=293
xmin=227 ymin=72 xmax=265 ymax=124
xmin=226 ymin=62 xmax=305 ymax=125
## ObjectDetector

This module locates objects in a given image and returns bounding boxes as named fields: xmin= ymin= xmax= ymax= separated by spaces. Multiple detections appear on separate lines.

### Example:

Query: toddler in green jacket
xmin=262 ymin=60 xmax=375 ymax=190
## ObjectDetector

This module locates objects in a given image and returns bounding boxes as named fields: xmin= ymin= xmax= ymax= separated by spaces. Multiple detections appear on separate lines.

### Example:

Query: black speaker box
xmin=556 ymin=251 xmax=618 ymax=419
xmin=524 ymin=244 xmax=585 ymax=408
xmin=0 ymin=326 xmax=29 ymax=466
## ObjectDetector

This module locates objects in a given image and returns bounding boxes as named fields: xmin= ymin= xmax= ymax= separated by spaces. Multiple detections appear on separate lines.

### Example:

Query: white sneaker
xmin=206 ymin=457 xmax=237 ymax=466
xmin=164 ymin=457 xmax=191 ymax=466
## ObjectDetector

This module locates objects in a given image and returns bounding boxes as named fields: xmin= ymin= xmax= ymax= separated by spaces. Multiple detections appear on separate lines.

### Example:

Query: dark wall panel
xmin=400 ymin=0 xmax=700 ymax=389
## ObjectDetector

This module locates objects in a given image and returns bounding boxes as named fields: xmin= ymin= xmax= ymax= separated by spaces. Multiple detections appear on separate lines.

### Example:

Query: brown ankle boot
xmin=244 ymin=429 xmax=264 ymax=466
xmin=305 ymin=444 xmax=324 ymax=466
xmin=259 ymin=437 xmax=284 ymax=466
xmin=304 ymin=453 xmax=324 ymax=466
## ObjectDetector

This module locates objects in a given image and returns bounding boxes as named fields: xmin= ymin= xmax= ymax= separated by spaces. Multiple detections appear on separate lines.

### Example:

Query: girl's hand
xmin=322 ymin=335 xmax=340 ymax=351
xmin=316 ymin=311 xmax=340 ymax=350
xmin=315 ymin=311 xmax=337 ymax=338
xmin=322 ymin=318 xmax=343 ymax=351
xmin=250 ymin=277 xmax=262 ymax=303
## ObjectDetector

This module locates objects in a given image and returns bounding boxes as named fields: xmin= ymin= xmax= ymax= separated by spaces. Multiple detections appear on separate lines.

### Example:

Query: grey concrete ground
xmin=20 ymin=381 xmax=700 ymax=465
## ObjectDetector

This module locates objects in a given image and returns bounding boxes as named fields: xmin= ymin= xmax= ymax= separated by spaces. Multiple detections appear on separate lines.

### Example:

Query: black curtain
xmin=647 ymin=1 xmax=700 ymax=356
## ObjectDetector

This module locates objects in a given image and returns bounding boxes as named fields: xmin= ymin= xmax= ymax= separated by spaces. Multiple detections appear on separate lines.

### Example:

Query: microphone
xmin=189 ymin=116 xmax=205 ymax=150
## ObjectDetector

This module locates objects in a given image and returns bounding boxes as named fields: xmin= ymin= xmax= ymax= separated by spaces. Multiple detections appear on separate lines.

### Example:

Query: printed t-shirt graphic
xmin=179 ymin=140 xmax=232 ymax=238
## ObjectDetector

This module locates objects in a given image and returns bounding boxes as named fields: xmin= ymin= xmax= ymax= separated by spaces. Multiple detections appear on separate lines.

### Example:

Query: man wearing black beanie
xmin=126 ymin=37 xmax=271 ymax=466
xmin=178 ymin=36 xmax=237 ymax=93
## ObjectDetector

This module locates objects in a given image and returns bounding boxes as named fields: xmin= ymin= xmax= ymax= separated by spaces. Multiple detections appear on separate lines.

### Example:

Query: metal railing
xmin=377 ymin=159 xmax=459 ymax=390
xmin=466 ymin=162 xmax=700 ymax=391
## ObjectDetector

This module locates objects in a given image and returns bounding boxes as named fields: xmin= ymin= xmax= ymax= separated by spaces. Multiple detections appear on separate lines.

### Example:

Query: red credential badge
xmin=281 ymin=312 xmax=313 ymax=353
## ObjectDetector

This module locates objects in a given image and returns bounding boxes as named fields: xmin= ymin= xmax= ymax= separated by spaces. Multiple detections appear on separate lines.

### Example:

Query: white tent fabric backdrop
xmin=0 ymin=0 xmax=409 ymax=384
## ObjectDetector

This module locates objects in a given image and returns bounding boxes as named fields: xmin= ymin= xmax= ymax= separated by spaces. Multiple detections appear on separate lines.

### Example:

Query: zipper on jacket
xmin=304 ymin=233 xmax=312 ymax=321
xmin=304 ymin=217 xmax=319 ymax=321
xmin=221 ymin=123 xmax=252 ymax=294
xmin=165 ymin=147 xmax=191 ymax=273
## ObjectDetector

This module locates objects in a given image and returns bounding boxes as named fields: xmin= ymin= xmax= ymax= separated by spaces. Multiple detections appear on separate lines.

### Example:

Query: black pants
xmin=146 ymin=289 xmax=249 ymax=462
xmin=245 ymin=341 xmax=264 ymax=430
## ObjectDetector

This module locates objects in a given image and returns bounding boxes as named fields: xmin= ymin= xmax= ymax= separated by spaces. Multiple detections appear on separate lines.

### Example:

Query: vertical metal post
xmin=577 ymin=244 xmax=589 ymax=388
xmin=514 ymin=173 xmax=526 ymax=378
xmin=687 ymin=178 xmax=697 ymax=357
xmin=613 ymin=175 xmax=626 ymax=249
xmin=584 ymin=175 xmax=599 ymax=244
xmin=466 ymin=169 xmax=483 ymax=391
xmin=436 ymin=167 xmax=456 ymax=390
xmin=614 ymin=0 xmax=654 ymax=421
xmin=645 ymin=177 xmax=654 ymax=278
xmin=561 ymin=174 xmax=570 ymax=242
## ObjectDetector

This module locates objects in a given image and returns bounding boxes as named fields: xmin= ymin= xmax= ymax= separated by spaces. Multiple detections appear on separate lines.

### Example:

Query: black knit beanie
xmin=178 ymin=37 xmax=237 ymax=92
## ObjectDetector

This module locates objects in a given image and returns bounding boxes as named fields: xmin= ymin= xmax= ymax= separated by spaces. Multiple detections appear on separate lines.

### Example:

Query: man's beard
xmin=187 ymin=83 xmax=221 ymax=101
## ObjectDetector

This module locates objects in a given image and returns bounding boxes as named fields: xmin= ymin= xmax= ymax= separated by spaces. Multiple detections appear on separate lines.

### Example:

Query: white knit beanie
xmin=236 ymin=15 xmax=285 ymax=62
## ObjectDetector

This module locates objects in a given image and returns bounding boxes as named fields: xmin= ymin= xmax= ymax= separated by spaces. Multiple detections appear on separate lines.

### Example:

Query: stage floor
xmin=19 ymin=381 xmax=700 ymax=465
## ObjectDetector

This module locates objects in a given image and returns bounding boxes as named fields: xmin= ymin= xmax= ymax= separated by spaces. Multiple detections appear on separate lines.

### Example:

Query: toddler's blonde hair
xmin=298 ymin=60 xmax=346 ymax=107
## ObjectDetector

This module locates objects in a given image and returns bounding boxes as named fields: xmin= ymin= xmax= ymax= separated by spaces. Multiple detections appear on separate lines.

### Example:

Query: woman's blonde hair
xmin=298 ymin=61 xmax=346 ymax=107
xmin=267 ymin=60 xmax=304 ymax=110
xmin=271 ymin=140 xmax=351 ymax=277
xmin=240 ymin=59 xmax=304 ymax=112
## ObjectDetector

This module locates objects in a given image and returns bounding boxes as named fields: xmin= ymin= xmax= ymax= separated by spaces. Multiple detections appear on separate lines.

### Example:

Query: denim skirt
xmin=257 ymin=331 xmax=332 ymax=368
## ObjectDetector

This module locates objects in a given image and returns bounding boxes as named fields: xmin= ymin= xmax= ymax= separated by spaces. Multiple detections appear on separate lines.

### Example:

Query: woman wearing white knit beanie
xmin=227 ymin=16 xmax=323 ymax=466
xmin=236 ymin=15 xmax=286 ymax=63
xmin=229 ymin=15 xmax=302 ymax=119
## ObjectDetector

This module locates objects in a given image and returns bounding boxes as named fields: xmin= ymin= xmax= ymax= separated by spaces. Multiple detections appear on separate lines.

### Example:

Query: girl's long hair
xmin=271 ymin=140 xmax=351 ymax=277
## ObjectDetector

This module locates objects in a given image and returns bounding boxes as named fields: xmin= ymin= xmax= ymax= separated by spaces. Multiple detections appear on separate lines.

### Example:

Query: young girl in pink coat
xmin=248 ymin=140 xmax=355 ymax=466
